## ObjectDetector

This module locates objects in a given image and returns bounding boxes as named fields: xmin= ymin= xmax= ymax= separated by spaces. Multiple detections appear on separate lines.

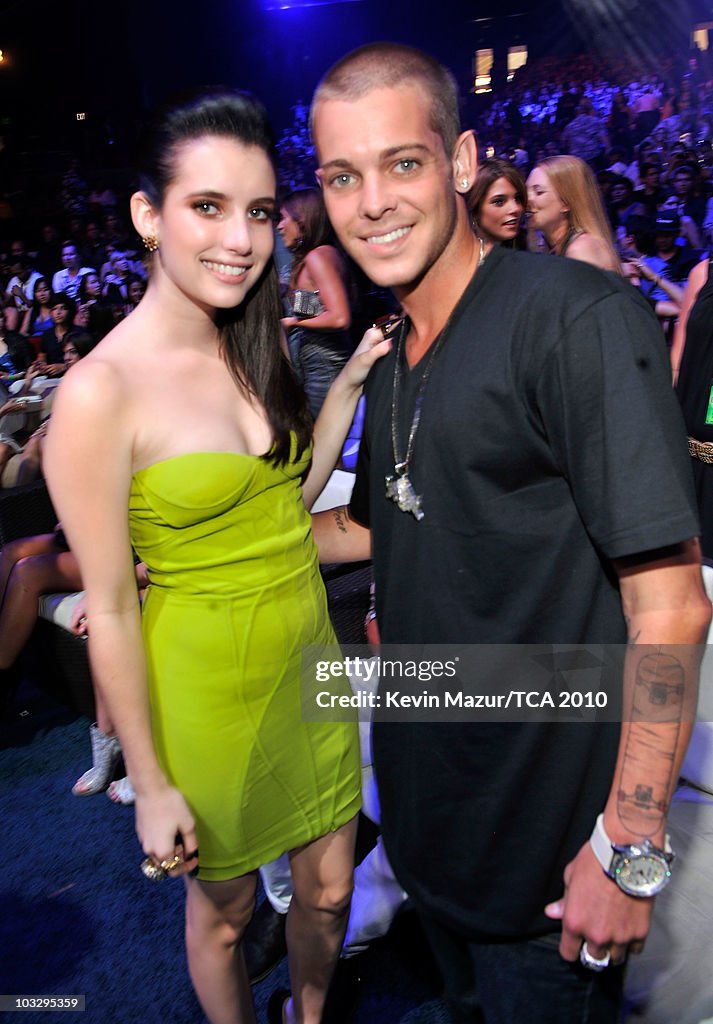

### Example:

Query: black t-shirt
xmin=351 ymin=245 xmax=699 ymax=939
xmin=39 ymin=330 xmax=65 ymax=365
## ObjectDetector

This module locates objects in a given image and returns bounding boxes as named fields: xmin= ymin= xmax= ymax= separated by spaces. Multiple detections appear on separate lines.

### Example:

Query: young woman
xmin=20 ymin=277 xmax=54 ymax=340
xmin=278 ymin=187 xmax=352 ymax=418
xmin=45 ymin=90 xmax=388 ymax=1024
xmin=468 ymin=158 xmax=526 ymax=247
xmin=527 ymin=154 xmax=622 ymax=272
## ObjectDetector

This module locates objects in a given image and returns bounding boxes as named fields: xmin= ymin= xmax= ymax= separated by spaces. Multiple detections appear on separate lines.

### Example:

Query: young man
xmin=310 ymin=42 xmax=711 ymax=1022
xmin=51 ymin=242 xmax=95 ymax=301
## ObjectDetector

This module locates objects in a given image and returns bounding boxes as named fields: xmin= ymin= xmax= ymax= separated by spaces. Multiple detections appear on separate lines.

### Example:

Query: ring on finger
xmin=140 ymin=856 xmax=167 ymax=882
xmin=160 ymin=855 xmax=182 ymax=872
xmin=579 ymin=941 xmax=611 ymax=971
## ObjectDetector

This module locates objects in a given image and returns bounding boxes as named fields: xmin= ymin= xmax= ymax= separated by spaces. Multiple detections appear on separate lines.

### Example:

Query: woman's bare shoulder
xmin=305 ymin=245 xmax=342 ymax=272
xmin=55 ymin=317 xmax=147 ymax=417
xmin=568 ymin=232 xmax=619 ymax=272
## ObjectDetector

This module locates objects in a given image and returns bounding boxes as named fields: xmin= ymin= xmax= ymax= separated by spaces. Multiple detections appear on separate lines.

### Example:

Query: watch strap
xmin=589 ymin=813 xmax=672 ymax=873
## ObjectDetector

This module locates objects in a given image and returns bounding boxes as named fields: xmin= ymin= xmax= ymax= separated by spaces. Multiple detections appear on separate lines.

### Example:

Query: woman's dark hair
xmin=78 ymin=271 xmax=101 ymax=303
xmin=63 ymin=328 xmax=99 ymax=360
xmin=29 ymin=277 xmax=51 ymax=316
xmin=51 ymin=292 xmax=76 ymax=318
xmin=468 ymin=158 xmax=526 ymax=249
xmin=469 ymin=158 xmax=526 ymax=220
xmin=136 ymin=88 xmax=312 ymax=462
xmin=86 ymin=304 xmax=116 ymax=343
xmin=282 ymin=187 xmax=337 ymax=291
xmin=125 ymin=274 xmax=147 ymax=302
xmin=608 ymin=175 xmax=634 ymax=201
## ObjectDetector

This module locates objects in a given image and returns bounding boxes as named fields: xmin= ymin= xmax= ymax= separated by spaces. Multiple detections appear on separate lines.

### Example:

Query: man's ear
xmin=130 ymin=191 xmax=159 ymax=243
xmin=453 ymin=130 xmax=478 ymax=194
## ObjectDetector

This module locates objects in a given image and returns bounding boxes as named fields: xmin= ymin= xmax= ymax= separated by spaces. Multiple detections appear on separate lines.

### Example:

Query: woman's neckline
xmin=133 ymin=449 xmax=264 ymax=477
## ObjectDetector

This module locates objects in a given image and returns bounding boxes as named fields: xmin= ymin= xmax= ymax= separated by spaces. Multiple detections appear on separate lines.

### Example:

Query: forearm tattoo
xmin=333 ymin=506 xmax=351 ymax=535
xmin=617 ymin=648 xmax=684 ymax=837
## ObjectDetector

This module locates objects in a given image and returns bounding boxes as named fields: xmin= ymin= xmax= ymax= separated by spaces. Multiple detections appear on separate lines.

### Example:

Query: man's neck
xmin=396 ymin=228 xmax=483 ymax=365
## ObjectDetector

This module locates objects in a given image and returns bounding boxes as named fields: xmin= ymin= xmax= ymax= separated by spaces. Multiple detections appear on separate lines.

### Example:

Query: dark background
xmin=0 ymin=0 xmax=711 ymax=182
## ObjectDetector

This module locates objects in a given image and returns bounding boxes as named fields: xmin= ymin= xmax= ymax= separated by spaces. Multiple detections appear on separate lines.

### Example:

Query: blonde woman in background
xmin=527 ymin=155 xmax=622 ymax=272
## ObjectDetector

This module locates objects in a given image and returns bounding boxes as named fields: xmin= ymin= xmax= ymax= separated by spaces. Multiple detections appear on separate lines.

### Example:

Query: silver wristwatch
xmin=589 ymin=814 xmax=675 ymax=898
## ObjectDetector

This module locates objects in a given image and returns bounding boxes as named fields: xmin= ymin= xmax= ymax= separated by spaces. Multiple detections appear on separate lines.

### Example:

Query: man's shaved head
xmin=311 ymin=42 xmax=461 ymax=158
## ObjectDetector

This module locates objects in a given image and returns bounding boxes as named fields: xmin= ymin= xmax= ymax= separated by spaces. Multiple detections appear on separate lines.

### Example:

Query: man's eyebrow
xmin=319 ymin=143 xmax=434 ymax=172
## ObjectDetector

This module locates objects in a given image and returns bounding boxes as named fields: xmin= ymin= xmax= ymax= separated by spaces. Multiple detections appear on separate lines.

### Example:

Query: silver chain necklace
xmin=385 ymin=319 xmax=448 ymax=520
xmin=385 ymin=238 xmax=486 ymax=521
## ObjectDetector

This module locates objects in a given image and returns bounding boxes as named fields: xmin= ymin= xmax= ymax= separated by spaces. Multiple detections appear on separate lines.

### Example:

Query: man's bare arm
xmin=607 ymin=539 xmax=711 ymax=846
xmin=547 ymin=538 xmax=711 ymax=963
xmin=311 ymin=505 xmax=372 ymax=563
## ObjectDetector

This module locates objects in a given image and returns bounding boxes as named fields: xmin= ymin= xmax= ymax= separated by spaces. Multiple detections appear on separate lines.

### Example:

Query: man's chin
xmin=350 ymin=255 xmax=415 ymax=292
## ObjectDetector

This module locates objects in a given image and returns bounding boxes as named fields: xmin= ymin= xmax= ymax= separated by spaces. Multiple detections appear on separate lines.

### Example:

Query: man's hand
xmin=545 ymin=840 xmax=652 ymax=964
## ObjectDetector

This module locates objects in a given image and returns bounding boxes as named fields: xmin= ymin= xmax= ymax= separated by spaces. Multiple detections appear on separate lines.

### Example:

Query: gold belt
xmin=688 ymin=437 xmax=713 ymax=463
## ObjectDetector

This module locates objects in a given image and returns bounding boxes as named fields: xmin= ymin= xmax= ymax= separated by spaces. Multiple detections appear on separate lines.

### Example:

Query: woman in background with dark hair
xmin=45 ymin=89 xmax=388 ymax=1024
xmin=19 ymin=277 xmax=54 ymax=340
xmin=279 ymin=187 xmax=352 ymax=417
xmin=468 ymin=158 xmax=526 ymax=248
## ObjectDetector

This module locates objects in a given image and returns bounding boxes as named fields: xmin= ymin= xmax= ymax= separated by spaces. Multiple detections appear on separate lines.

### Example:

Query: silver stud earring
xmin=460 ymin=179 xmax=470 ymax=190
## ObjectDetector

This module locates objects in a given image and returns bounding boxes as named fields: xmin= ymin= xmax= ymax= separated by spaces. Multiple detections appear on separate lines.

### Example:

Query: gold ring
xmin=140 ymin=856 xmax=167 ymax=882
xmin=160 ymin=856 xmax=182 ymax=872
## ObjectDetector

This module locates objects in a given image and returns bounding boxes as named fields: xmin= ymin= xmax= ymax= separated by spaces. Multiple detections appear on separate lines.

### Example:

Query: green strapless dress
xmin=129 ymin=444 xmax=361 ymax=881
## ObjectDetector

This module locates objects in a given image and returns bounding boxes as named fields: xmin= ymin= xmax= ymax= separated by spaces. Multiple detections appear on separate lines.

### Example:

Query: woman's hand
xmin=0 ymin=399 xmax=22 ymax=417
xmin=338 ymin=325 xmax=394 ymax=394
xmin=303 ymin=325 xmax=393 ymax=508
xmin=69 ymin=598 xmax=89 ymax=637
xmin=135 ymin=783 xmax=200 ymax=879
xmin=281 ymin=316 xmax=299 ymax=332
xmin=634 ymin=260 xmax=656 ymax=282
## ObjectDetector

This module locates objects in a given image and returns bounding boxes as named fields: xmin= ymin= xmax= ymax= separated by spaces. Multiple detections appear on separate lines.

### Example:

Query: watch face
xmin=614 ymin=854 xmax=671 ymax=897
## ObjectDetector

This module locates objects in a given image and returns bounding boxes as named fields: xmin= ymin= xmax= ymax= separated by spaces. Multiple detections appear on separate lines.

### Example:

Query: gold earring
xmin=143 ymin=235 xmax=159 ymax=253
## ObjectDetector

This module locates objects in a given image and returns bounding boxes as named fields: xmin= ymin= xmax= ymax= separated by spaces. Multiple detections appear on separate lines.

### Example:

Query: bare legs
xmin=184 ymin=814 xmax=358 ymax=1024
xmin=185 ymin=871 xmax=259 ymax=1024
xmin=0 ymin=537 xmax=82 ymax=670
xmin=14 ymin=431 xmax=45 ymax=487
xmin=285 ymin=816 xmax=358 ymax=1024
xmin=0 ymin=441 xmax=17 ymax=485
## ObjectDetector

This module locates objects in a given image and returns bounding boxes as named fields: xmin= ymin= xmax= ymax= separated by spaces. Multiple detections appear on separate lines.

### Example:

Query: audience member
xmin=40 ymin=294 xmax=75 ymax=373
xmin=0 ymin=303 xmax=33 ymax=377
xmin=559 ymin=97 xmax=610 ymax=166
xmin=527 ymin=154 xmax=621 ymax=270
xmin=279 ymin=187 xmax=353 ymax=418
xmin=468 ymin=158 xmax=527 ymax=248
xmin=4 ymin=241 xmax=42 ymax=313
xmin=635 ymin=161 xmax=666 ymax=217
xmin=20 ymin=277 xmax=54 ymax=340
xmin=51 ymin=242 xmax=96 ymax=301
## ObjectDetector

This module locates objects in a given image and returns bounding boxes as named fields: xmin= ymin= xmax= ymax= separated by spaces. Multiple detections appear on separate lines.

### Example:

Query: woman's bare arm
xmin=302 ymin=327 xmax=391 ymax=508
xmin=670 ymin=258 xmax=708 ymax=384
xmin=45 ymin=357 xmax=198 ymax=873
xmin=283 ymin=246 xmax=351 ymax=333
